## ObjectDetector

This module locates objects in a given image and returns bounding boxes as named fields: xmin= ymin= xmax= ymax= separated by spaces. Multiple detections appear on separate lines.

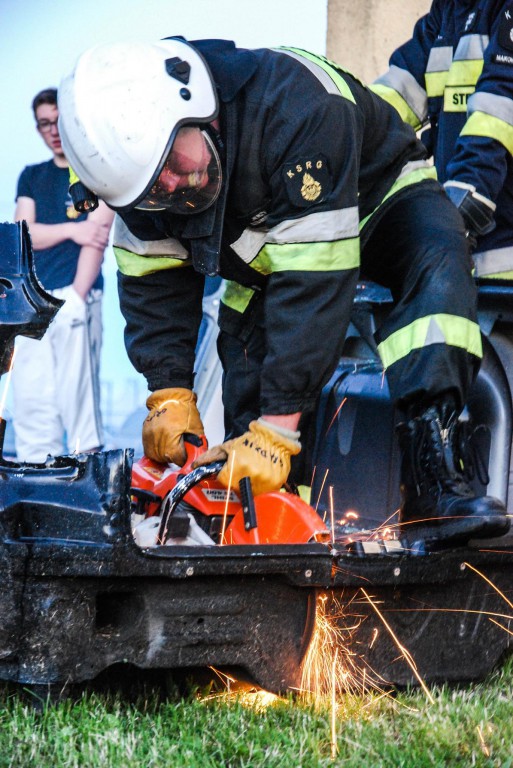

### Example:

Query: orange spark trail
xmin=315 ymin=467 xmax=329 ymax=515
xmin=464 ymin=561 xmax=513 ymax=612
xmin=329 ymin=485 xmax=336 ymax=546
xmin=331 ymin=648 xmax=338 ymax=759
xmin=361 ymin=588 xmax=435 ymax=704
xmin=326 ymin=396 xmax=347 ymax=434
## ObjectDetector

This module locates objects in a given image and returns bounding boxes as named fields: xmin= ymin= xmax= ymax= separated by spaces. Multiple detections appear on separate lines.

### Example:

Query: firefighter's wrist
xmin=258 ymin=416 xmax=301 ymax=447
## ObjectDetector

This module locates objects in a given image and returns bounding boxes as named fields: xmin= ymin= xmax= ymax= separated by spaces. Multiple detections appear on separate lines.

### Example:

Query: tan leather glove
xmin=142 ymin=387 xmax=204 ymax=465
xmin=192 ymin=418 xmax=301 ymax=496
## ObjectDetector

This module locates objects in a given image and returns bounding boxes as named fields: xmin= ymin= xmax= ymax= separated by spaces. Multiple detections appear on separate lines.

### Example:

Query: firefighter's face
xmin=136 ymin=126 xmax=222 ymax=214
xmin=157 ymin=127 xmax=211 ymax=194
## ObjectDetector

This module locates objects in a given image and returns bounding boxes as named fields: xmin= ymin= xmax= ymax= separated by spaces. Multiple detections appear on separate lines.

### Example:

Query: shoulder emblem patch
xmin=282 ymin=154 xmax=331 ymax=208
xmin=499 ymin=5 xmax=513 ymax=53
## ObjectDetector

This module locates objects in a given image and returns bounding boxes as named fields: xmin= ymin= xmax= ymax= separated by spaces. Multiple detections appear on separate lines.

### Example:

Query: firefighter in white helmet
xmin=58 ymin=37 xmax=509 ymax=545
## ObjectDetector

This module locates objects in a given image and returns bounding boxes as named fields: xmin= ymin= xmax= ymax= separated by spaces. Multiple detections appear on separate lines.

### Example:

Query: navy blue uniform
xmin=113 ymin=40 xmax=481 ymax=436
xmin=374 ymin=0 xmax=513 ymax=277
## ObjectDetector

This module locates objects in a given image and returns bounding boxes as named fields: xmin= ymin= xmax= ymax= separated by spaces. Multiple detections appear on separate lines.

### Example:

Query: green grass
xmin=2 ymin=658 xmax=513 ymax=768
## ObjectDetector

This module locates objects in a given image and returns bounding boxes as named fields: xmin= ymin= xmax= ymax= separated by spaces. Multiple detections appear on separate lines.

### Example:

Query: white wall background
xmin=0 ymin=0 xmax=328 ymax=446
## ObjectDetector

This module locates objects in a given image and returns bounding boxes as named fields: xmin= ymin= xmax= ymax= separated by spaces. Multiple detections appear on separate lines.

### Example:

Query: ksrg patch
xmin=282 ymin=154 xmax=331 ymax=208
xmin=499 ymin=5 xmax=513 ymax=52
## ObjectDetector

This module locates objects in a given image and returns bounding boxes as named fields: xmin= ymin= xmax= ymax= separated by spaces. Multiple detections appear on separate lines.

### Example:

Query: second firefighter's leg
xmin=362 ymin=183 xmax=509 ymax=544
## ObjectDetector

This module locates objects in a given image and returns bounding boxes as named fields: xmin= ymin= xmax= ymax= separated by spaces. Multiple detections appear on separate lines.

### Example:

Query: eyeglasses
xmin=36 ymin=118 xmax=59 ymax=133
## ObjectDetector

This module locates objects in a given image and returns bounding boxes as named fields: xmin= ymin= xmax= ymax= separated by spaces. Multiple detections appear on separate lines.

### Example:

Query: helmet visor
xmin=136 ymin=127 xmax=221 ymax=214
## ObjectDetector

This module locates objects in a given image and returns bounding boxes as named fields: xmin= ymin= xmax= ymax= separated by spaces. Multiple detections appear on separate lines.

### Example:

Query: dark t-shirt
xmin=16 ymin=159 xmax=104 ymax=290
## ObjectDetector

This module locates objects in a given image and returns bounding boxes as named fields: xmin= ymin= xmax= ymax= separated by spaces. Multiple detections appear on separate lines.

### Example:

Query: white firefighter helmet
xmin=58 ymin=37 xmax=220 ymax=212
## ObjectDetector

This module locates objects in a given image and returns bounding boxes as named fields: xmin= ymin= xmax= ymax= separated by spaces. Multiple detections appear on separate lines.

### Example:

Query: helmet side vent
xmin=165 ymin=57 xmax=191 ymax=84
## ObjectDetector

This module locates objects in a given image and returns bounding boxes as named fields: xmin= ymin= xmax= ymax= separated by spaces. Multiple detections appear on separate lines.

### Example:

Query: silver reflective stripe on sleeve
xmin=113 ymin=216 xmax=189 ymax=258
xmin=230 ymin=208 xmax=360 ymax=264
xmin=453 ymin=34 xmax=489 ymax=61
xmin=426 ymin=45 xmax=454 ymax=72
xmin=395 ymin=159 xmax=435 ymax=181
xmin=375 ymin=65 xmax=428 ymax=123
xmin=267 ymin=207 xmax=359 ymax=243
xmin=473 ymin=246 xmax=513 ymax=277
xmin=468 ymin=91 xmax=513 ymax=126
xmin=230 ymin=229 xmax=268 ymax=264
xmin=278 ymin=49 xmax=342 ymax=95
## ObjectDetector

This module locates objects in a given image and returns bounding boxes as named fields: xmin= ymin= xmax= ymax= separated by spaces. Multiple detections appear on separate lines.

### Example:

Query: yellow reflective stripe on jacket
xmin=374 ymin=64 xmax=428 ymax=126
xmin=279 ymin=47 xmax=356 ymax=104
xmin=360 ymin=163 xmax=438 ymax=230
xmin=69 ymin=167 xmax=80 ymax=186
xmin=446 ymin=59 xmax=484 ymax=87
xmin=114 ymin=247 xmax=191 ymax=277
xmin=371 ymin=83 xmax=421 ymax=129
xmin=461 ymin=111 xmax=513 ymax=154
xmin=377 ymin=314 xmax=482 ymax=369
xmin=251 ymin=238 xmax=360 ymax=274
xmin=425 ymin=45 xmax=453 ymax=97
xmin=221 ymin=281 xmax=256 ymax=313
xmin=425 ymin=70 xmax=450 ymax=98
xmin=443 ymin=60 xmax=484 ymax=112
xmin=483 ymin=270 xmax=513 ymax=280
xmin=425 ymin=35 xmax=487 ymax=105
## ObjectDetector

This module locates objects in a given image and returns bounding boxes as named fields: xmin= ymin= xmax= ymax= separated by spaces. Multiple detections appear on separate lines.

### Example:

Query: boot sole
xmin=402 ymin=514 xmax=510 ymax=549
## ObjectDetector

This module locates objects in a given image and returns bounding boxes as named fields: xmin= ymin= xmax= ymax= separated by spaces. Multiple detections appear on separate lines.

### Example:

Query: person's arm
xmin=444 ymin=4 xmax=513 ymax=219
xmin=371 ymin=0 xmax=442 ymax=131
xmin=14 ymin=196 xmax=111 ymax=252
xmin=112 ymin=215 xmax=205 ymax=392
xmin=72 ymin=202 xmax=114 ymax=300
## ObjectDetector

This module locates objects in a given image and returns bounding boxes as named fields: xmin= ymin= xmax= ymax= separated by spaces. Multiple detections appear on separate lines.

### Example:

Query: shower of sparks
xmin=361 ymin=588 xmax=435 ymax=704
xmin=0 ymin=347 xmax=17 ymax=420
xmin=298 ymin=592 xmax=385 ymax=701
xmin=371 ymin=510 xmax=400 ymax=539
xmin=202 ymin=667 xmax=280 ymax=711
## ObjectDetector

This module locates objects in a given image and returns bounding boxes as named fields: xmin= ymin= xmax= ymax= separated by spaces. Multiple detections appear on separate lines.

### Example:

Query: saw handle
xmin=181 ymin=432 xmax=210 ymax=470
xmin=156 ymin=460 xmax=225 ymax=544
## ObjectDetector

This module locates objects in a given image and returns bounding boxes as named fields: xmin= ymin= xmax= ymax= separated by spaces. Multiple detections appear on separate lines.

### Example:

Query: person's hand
xmin=444 ymin=182 xmax=496 ymax=254
xmin=192 ymin=418 xmax=301 ymax=496
xmin=70 ymin=219 xmax=111 ymax=249
xmin=142 ymin=388 xmax=204 ymax=465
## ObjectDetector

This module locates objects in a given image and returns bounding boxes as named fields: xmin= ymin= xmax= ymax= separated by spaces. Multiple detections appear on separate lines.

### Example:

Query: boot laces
xmin=410 ymin=412 xmax=483 ymax=498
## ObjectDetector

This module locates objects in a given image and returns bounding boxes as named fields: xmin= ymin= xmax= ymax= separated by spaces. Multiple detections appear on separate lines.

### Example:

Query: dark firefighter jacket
xmin=114 ymin=39 xmax=434 ymax=415
xmin=373 ymin=0 xmax=513 ymax=278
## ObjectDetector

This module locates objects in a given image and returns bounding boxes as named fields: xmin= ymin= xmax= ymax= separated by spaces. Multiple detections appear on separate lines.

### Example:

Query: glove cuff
xmin=443 ymin=181 xmax=496 ymax=236
xmin=255 ymin=418 xmax=301 ymax=452
xmin=146 ymin=387 xmax=197 ymax=411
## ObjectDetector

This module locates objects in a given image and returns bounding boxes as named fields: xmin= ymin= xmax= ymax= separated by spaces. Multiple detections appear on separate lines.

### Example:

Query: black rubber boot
xmin=397 ymin=400 xmax=510 ymax=546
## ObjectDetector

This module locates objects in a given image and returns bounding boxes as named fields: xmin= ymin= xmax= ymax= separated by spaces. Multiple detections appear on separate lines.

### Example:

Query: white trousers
xmin=12 ymin=285 xmax=103 ymax=462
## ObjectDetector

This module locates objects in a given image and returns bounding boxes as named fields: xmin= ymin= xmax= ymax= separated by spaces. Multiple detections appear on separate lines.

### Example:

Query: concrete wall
xmin=327 ymin=0 xmax=431 ymax=83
